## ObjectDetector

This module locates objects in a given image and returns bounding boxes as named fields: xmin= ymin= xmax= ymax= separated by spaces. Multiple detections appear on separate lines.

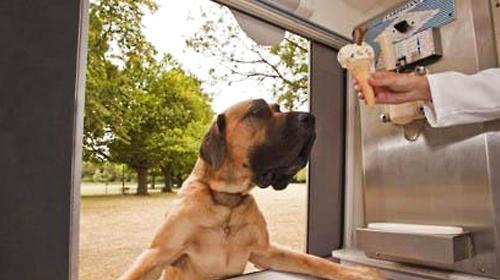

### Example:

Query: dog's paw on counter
xmin=338 ymin=266 xmax=387 ymax=280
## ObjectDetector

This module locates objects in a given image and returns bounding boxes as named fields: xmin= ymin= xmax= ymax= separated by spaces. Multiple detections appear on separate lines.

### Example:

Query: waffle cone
xmin=348 ymin=59 xmax=375 ymax=107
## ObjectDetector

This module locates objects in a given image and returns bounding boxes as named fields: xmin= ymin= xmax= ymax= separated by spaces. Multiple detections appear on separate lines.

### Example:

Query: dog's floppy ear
xmin=200 ymin=114 xmax=226 ymax=169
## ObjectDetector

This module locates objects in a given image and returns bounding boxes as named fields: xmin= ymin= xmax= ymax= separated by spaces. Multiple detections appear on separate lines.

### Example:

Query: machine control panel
xmin=362 ymin=0 xmax=456 ymax=72
xmin=392 ymin=28 xmax=442 ymax=70
xmin=356 ymin=0 xmax=456 ymax=129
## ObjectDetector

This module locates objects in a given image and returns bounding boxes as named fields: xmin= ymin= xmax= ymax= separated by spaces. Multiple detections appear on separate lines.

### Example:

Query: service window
xmin=79 ymin=1 xmax=321 ymax=279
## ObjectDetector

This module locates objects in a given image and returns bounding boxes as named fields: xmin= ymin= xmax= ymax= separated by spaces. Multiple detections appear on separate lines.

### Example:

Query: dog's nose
xmin=297 ymin=113 xmax=315 ymax=126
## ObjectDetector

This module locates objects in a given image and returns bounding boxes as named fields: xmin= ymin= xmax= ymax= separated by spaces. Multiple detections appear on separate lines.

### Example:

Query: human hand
xmin=354 ymin=71 xmax=432 ymax=104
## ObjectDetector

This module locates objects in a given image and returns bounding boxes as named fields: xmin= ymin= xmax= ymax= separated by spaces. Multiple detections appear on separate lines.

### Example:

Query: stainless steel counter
xmin=332 ymin=249 xmax=495 ymax=280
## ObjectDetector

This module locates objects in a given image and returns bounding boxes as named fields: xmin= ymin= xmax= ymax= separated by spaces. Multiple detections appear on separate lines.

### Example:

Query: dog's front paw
xmin=339 ymin=266 xmax=386 ymax=280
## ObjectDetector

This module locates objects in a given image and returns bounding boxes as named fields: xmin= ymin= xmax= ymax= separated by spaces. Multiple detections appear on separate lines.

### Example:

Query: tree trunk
xmin=162 ymin=167 xmax=172 ymax=193
xmin=136 ymin=168 xmax=148 ymax=195
xmin=121 ymin=165 xmax=126 ymax=195
xmin=151 ymin=174 xmax=156 ymax=189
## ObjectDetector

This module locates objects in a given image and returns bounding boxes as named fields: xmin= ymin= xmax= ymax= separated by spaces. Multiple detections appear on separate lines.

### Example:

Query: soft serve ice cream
xmin=337 ymin=42 xmax=376 ymax=107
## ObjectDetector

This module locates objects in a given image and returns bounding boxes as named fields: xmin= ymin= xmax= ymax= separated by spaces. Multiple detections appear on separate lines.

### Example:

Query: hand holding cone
xmin=337 ymin=43 xmax=376 ymax=108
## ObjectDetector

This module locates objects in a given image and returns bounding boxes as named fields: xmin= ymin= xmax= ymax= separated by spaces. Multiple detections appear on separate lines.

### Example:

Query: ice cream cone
xmin=337 ymin=42 xmax=376 ymax=108
xmin=348 ymin=59 xmax=375 ymax=108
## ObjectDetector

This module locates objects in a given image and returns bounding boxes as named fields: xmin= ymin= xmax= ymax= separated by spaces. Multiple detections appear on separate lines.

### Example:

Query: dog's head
xmin=200 ymin=99 xmax=315 ymax=192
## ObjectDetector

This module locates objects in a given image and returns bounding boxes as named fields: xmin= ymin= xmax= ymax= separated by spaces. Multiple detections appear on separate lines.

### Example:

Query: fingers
xmin=368 ymin=71 xmax=400 ymax=88
xmin=353 ymin=72 xmax=416 ymax=105
xmin=376 ymin=90 xmax=416 ymax=104
xmin=370 ymin=71 xmax=419 ymax=93
xmin=353 ymin=80 xmax=364 ymax=100
xmin=353 ymin=84 xmax=366 ymax=101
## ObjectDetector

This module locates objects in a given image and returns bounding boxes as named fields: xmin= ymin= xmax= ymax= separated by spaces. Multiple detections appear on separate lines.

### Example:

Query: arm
xmin=117 ymin=248 xmax=175 ymax=280
xmin=424 ymin=68 xmax=500 ymax=127
xmin=248 ymin=212 xmax=384 ymax=280
xmin=250 ymin=244 xmax=384 ymax=280
xmin=117 ymin=204 xmax=193 ymax=280
xmin=356 ymin=69 xmax=500 ymax=127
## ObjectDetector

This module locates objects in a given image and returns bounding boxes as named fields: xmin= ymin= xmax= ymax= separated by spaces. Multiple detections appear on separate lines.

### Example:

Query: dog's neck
xmin=191 ymin=159 xmax=251 ymax=208
xmin=210 ymin=189 xmax=247 ymax=208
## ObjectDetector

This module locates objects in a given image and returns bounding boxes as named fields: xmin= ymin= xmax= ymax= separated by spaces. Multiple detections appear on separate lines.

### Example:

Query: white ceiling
xmin=307 ymin=0 xmax=406 ymax=37
xmin=340 ymin=0 xmax=405 ymax=13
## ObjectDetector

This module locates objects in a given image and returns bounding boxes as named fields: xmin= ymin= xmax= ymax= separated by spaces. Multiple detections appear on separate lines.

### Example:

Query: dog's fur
xmin=118 ymin=99 xmax=385 ymax=280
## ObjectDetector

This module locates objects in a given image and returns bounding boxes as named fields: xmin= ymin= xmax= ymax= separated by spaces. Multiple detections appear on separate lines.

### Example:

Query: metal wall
xmin=307 ymin=42 xmax=346 ymax=256
xmin=493 ymin=0 xmax=500 ymax=65
xmin=359 ymin=0 xmax=500 ymax=277
xmin=0 ymin=0 xmax=88 ymax=279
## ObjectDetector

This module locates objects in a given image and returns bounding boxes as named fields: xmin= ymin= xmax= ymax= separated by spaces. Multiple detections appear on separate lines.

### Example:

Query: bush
xmin=92 ymin=169 xmax=113 ymax=184
xmin=81 ymin=161 xmax=135 ymax=183
xmin=293 ymin=168 xmax=307 ymax=183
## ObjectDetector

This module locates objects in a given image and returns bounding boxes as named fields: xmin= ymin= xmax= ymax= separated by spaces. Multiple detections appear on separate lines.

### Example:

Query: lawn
xmin=79 ymin=183 xmax=307 ymax=280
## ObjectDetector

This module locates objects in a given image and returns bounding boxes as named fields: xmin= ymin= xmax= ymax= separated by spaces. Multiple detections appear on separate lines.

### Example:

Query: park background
xmin=80 ymin=0 xmax=310 ymax=279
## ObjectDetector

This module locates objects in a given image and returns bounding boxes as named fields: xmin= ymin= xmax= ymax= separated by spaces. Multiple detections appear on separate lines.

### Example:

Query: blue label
xmin=364 ymin=0 xmax=456 ymax=54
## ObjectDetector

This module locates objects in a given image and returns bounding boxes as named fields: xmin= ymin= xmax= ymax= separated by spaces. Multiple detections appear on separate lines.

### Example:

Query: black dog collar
xmin=210 ymin=189 xmax=247 ymax=208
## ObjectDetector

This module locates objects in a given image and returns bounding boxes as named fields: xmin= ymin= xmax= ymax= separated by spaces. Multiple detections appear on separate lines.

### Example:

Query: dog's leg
xmin=117 ymin=248 xmax=174 ymax=280
xmin=250 ymin=244 xmax=385 ymax=280
xmin=117 ymin=201 xmax=197 ymax=280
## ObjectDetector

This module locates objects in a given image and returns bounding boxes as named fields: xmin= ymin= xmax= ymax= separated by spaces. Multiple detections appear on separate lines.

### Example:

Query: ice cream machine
xmin=332 ymin=0 xmax=500 ymax=279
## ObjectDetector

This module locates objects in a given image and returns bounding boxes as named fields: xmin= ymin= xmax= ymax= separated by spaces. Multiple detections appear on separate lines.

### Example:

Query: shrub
xmin=293 ymin=168 xmax=307 ymax=183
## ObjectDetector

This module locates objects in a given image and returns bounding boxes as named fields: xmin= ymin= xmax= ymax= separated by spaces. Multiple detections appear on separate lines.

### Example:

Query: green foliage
xmin=92 ymin=169 xmax=114 ymax=184
xmin=152 ymin=65 xmax=213 ymax=184
xmin=186 ymin=5 xmax=309 ymax=110
xmin=293 ymin=168 xmax=307 ymax=183
xmin=84 ymin=0 xmax=158 ymax=161
xmin=107 ymin=58 xmax=213 ymax=174
xmin=84 ymin=0 xmax=213 ymax=194
xmin=82 ymin=161 xmax=134 ymax=183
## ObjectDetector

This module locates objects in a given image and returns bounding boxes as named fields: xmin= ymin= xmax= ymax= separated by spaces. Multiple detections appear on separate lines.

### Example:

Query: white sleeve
xmin=423 ymin=68 xmax=500 ymax=127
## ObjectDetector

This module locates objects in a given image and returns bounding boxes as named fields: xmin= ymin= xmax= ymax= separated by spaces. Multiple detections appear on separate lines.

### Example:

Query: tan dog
xmin=118 ymin=99 xmax=385 ymax=280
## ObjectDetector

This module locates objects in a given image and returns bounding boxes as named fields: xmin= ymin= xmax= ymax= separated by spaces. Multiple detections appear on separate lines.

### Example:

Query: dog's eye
xmin=251 ymin=107 xmax=268 ymax=118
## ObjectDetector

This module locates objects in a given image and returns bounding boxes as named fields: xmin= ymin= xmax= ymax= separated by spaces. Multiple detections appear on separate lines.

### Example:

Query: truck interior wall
xmin=493 ymin=0 xmax=500 ymax=65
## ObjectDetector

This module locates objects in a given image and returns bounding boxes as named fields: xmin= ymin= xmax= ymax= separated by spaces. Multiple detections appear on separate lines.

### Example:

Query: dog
xmin=118 ymin=99 xmax=385 ymax=280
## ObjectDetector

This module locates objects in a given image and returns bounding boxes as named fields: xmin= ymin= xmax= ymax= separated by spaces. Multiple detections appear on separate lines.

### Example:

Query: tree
xmin=84 ymin=0 xmax=158 ymax=162
xmin=105 ymin=80 xmax=164 ymax=195
xmin=84 ymin=0 xmax=213 ymax=195
xmin=159 ymin=123 xmax=207 ymax=193
xmin=106 ymin=59 xmax=213 ymax=195
xmin=85 ymin=0 xmax=163 ymax=195
xmin=148 ymin=66 xmax=213 ymax=192
xmin=92 ymin=168 xmax=114 ymax=185
xmin=186 ymin=5 xmax=309 ymax=110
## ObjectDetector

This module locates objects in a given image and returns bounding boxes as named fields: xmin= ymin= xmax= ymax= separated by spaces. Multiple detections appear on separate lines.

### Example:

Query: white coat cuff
xmin=423 ymin=74 xmax=442 ymax=127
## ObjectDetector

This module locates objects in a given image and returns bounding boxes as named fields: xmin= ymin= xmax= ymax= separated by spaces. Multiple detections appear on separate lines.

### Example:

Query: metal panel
xmin=210 ymin=0 xmax=351 ymax=49
xmin=357 ymin=229 xmax=473 ymax=265
xmin=485 ymin=121 xmax=500 ymax=276
xmin=307 ymin=42 xmax=346 ymax=256
xmin=0 ymin=0 xmax=88 ymax=279
xmin=70 ymin=0 xmax=89 ymax=278
xmin=332 ymin=249 xmax=495 ymax=280
xmin=493 ymin=0 xmax=500 ymax=65
xmin=358 ymin=0 xmax=500 ymax=277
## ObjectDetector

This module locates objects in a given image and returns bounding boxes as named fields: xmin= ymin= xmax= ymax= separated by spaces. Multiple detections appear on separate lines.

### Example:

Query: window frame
xmin=0 ymin=1 xmax=347 ymax=279
xmin=0 ymin=0 xmax=89 ymax=279
xmin=212 ymin=0 xmax=349 ymax=257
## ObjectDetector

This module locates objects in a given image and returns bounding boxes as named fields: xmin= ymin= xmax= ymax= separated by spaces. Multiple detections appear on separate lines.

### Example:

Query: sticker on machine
xmin=363 ymin=0 xmax=456 ymax=54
